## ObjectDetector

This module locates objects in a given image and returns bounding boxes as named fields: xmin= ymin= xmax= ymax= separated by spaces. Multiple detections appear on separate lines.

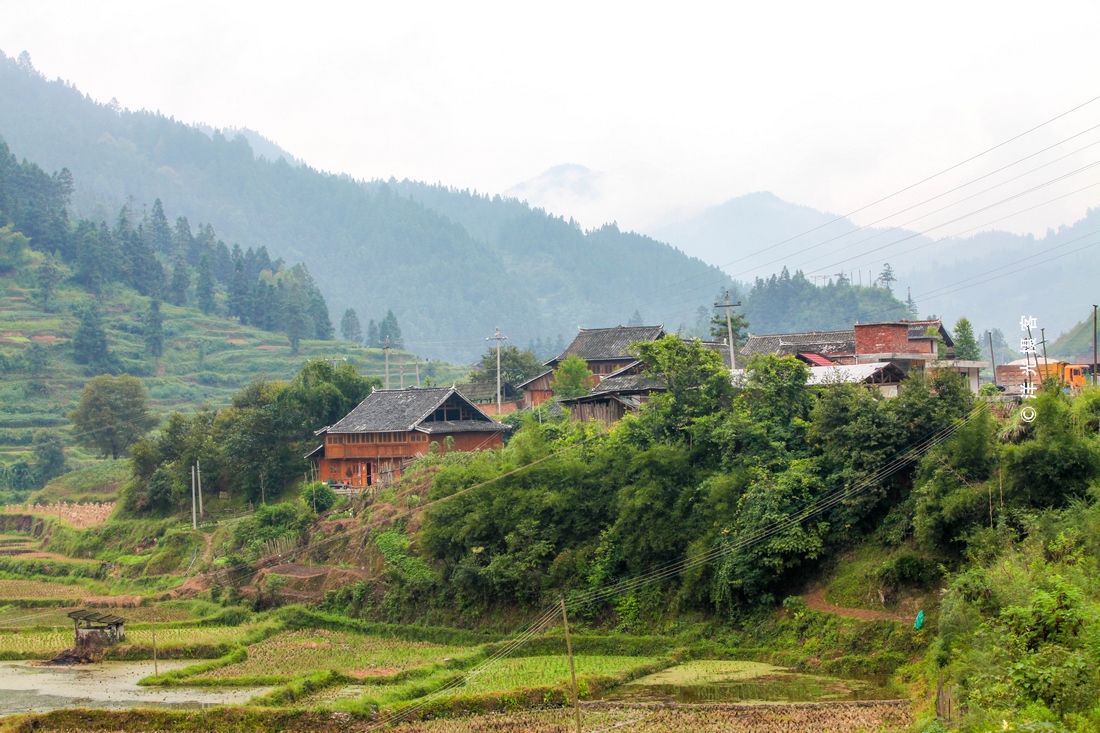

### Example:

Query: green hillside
xmin=0 ymin=51 xmax=738 ymax=362
xmin=0 ymin=256 xmax=458 ymax=484
xmin=1049 ymin=310 xmax=1098 ymax=360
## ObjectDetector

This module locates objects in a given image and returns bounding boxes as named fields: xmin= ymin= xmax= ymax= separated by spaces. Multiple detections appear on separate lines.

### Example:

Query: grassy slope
xmin=1049 ymin=309 xmax=1099 ymax=360
xmin=0 ymin=252 xmax=465 ymax=473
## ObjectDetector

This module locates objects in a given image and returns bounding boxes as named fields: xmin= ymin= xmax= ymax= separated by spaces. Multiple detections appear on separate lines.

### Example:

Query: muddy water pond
xmin=0 ymin=660 xmax=272 ymax=715
xmin=599 ymin=660 xmax=901 ymax=704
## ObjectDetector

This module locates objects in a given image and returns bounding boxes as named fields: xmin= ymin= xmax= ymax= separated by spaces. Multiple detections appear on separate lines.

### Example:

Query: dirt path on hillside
xmin=802 ymin=590 xmax=909 ymax=622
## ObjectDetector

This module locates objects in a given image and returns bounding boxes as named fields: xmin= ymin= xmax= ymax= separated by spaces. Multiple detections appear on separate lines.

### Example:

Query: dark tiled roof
xmin=417 ymin=420 xmax=508 ymax=434
xmin=455 ymin=382 xmax=519 ymax=403
xmin=592 ymin=373 xmax=664 ymax=394
xmin=697 ymin=339 xmax=735 ymax=368
xmin=741 ymin=330 xmax=856 ymax=357
xmin=907 ymin=319 xmax=953 ymax=347
xmin=551 ymin=325 xmax=665 ymax=363
xmin=327 ymin=387 xmax=501 ymax=433
xmin=516 ymin=370 xmax=553 ymax=390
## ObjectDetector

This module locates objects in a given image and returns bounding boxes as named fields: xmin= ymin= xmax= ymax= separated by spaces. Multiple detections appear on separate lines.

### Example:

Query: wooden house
xmin=455 ymin=382 xmax=522 ymax=415
xmin=546 ymin=325 xmax=666 ymax=376
xmin=559 ymin=362 xmax=664 ymax=426
xmin=310 ymin=387 xmax=507 ymax=486
xmin=519 ymin=325 xmax=666 ymax=409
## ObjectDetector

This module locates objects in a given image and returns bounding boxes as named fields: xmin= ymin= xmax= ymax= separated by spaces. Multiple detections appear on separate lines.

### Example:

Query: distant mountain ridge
xmin=0 ymin=50 xmax=734 ymax=361
xmin=651 ymin=191 xmax=1100 ymax=339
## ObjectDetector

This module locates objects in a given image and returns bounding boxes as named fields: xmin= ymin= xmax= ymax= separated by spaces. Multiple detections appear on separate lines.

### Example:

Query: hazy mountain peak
xmin=505 ymin=164 xmax=602 ymax=206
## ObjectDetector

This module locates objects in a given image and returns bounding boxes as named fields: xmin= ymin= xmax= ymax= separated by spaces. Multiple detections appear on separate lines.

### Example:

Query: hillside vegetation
xmin=0 ymin=50 xmax=916 ymax=362
xmin=0 ymin=143 xmax=463 ymax=502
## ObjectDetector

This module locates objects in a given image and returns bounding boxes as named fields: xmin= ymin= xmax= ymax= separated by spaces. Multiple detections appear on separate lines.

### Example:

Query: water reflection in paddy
xmin=0 ymin=660 xmax=270 ymax=715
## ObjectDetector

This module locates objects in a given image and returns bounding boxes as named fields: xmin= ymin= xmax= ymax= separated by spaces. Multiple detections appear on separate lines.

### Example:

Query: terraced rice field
xmin=192 ymin=629 xmax=472 ymax=681
xmin=0 ymin=605 xmax=194 ymax=628
xmin=451 ymin=655 xmax=664 ymax=696
xmin=0 ymin=624 xmax=261 ymax=658
xmin=0 ymin=579 xmax=87 ymax=601
xmin=389 ymin=701 xmax=912 ymax=732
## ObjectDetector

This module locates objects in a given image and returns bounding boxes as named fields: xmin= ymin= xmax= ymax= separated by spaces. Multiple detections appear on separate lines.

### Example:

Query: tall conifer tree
xmin=168 ymin=254 xmax=190 ymax=306
xmin=196 ymin=255 xmax=216 ymax=314
xmin=341 ymin=308 xmax=363 ymax=343
xmin=149 ymin=199 xmax=173 ymax=254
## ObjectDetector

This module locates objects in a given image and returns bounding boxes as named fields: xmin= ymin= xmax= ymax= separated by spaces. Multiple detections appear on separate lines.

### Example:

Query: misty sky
xmin=2 ymin=1 xmax=1100 ymax=238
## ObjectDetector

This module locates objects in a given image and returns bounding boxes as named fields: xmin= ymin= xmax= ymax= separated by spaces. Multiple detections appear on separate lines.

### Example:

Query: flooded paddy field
xmin=0 ymin=660 xmax=270 ymax=714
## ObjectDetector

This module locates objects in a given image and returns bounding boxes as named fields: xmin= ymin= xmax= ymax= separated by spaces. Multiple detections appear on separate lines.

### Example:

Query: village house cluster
xmin=309 ymin=318 xmax=1035 ymax=488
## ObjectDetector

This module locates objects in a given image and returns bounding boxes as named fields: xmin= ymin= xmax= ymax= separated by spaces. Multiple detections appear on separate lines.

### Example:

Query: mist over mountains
xmin=652 ymin=191 xmax=1100 ymax=340
xmin=3 ymin=46 xmax=1094 ymax=359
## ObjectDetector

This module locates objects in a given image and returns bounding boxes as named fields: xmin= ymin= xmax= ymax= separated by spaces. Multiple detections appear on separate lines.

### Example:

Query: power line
xmin=365 ymin=402 xmax=986 ymax=728
xmin=596 ymin=94 xmax=1100 ymax=314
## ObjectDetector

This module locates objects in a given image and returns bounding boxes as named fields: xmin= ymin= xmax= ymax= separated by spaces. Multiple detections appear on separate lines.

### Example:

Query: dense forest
xmin=1 ymin=50 xmax=919 ymax=362
xmin=0 ymin=137 xmax=333 ymax=347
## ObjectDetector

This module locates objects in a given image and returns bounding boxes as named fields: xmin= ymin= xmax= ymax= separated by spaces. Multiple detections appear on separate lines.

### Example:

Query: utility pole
xmin=1093 ymin=304 xmax=1097 ymax=387
xmin=988 ymin=331 xmax=997 ymax=389
xmin=399 ymin=357 xmax=405 ymax=389
xmin=559 ymin=595 xmax=581 ymax=733
xmin=1040 ymin=327 xmax=1048 ymax=366
xmin=487 ymin=328 xmax=508 ymax=415
xmin=151 ymin=614 xmax=157 ymax=677
xmin=414 ymin=357 xmax=421 ymax=387
xmin=383 ymin=337 xmax=391 ymax=389
xmin=191 ymin=464 xmax=197 ymax=530
xmin=197 ymin=462 xmax=203 ymax=520
xmin=713 ymin=291 xmax=741 ymax=372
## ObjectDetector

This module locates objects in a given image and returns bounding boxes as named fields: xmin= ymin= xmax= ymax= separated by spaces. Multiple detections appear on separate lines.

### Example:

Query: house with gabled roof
xmin=309 ymin=386 xmax=507 ymax=486
xmin=739 ymin=318 xmax=988 ymax=392
xmin=518 ymin=325 xmax=667 ymax=409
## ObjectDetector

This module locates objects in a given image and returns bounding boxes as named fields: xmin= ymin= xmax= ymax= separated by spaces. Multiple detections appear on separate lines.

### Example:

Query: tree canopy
xmin=69 ymin=374 xmax=157 ymax=459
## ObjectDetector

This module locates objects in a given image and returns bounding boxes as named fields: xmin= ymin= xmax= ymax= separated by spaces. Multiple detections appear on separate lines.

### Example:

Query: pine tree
xmin=906 ymin=287 xmax=918 ymax=317
xmin=878 ymin=263 xmax=897 ymax=291
xmin=379 ymin=309 xmax=403 ymax=348
xmin=341 ymin=308 xmax=363 ymax=343
xmin=229 ymin=258 xmax=249 ymax=321
xmin=953 ymin=317 xmax=981 ymax=361
xmin=196 ymin=254 xmax=216 ymax=314
xmin=144 ymin=299 xmax=164 ymax=360
xmin=168 ymin=254 xmax=190 ymax=306
xmin=173 ymin=217 xmax=193 ymax=263
xmin=72 ymin=305 xmax=111 ymax=369
xmin=627 ymin=309 xmax=644 ymax=327
xmin=283 ymin=290 xmax=310 ymax=355
xmin=366 ymin=319 xmax=380 ymax=348
xmin=149 ymin=199 xmax=173 ymax=255
xmin=214 ymin=241 xmax=233 ymax=284
xmin=33 ymin=257 xmax=61 ymax=312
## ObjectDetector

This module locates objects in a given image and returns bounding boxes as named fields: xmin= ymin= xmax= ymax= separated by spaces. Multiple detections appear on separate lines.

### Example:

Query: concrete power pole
xmin=197 ymin=461 xmax=203 ymax=519
xmin=487 ymin=328 xmax=508 ymax=415
xmin=714 ymin=291 xmax=742 ymax=372
xmin=383 ymin=337 xmax=391 ymax=389
xmin=191 ymin=464 xmax=197 ymax=530
xmin=1094 ymin=304 xmax=1098 ymax=387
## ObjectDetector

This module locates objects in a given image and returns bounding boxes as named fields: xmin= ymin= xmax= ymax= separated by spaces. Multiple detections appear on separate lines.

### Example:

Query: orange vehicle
xmin=1035 ymin=361 xmax=1092 ymax=389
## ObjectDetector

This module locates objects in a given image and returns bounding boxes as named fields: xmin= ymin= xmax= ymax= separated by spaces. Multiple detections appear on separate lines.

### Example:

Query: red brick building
xmin=741 ymin=319 xmax=988 ymax=393
xmin=309 ymin=386 xmax=507 ymax=486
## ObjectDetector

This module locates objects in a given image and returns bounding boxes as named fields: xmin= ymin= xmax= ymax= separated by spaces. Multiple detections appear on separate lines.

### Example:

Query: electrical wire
xmin=366 ymin=402 xmax=985 ymax=728
xmin=594 ymin=95 xmax=1100 ymax=313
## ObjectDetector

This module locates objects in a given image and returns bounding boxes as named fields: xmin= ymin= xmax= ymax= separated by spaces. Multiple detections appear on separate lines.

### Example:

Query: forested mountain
xmin=0 ymin=49 xmax=931 ymax=363
xmin=0 ymin=51 xmax=739 ymax=361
